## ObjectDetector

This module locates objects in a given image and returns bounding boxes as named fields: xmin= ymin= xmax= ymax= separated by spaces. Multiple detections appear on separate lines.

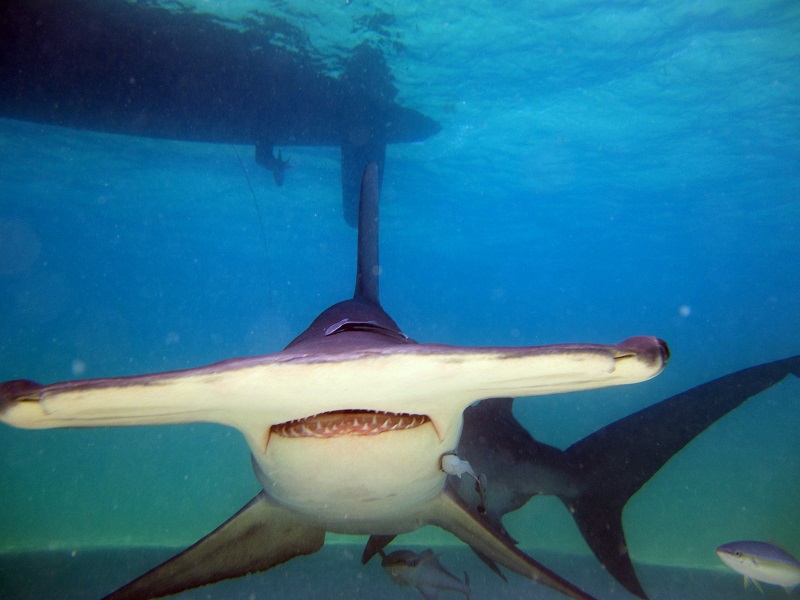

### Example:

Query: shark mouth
xmin=272 ymin=410 xmax=430 ymax=438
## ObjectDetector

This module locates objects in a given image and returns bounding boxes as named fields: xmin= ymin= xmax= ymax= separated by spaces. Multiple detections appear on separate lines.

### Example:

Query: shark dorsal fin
xmin=354 ymin=162 xmax=381 ymax=305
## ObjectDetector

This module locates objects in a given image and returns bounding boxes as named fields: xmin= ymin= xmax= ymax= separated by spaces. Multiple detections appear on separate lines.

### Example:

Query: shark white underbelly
xmin=255 ymin=421 xmax=452 ymax=533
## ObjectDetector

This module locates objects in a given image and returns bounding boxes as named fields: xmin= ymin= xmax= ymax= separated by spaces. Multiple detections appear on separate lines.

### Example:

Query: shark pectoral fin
xmin=102 ymin=492 xmax=324 ymax=600
xmin=428 ymin=487 xmax=596 ymax=600
xmin=362 ymin=534 xmax=397 ymax=564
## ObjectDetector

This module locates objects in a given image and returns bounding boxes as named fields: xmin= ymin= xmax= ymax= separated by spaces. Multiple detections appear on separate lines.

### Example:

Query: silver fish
xmin=717 ymin=540 xmax=800 ymax=592
xmin=381 ymin=549 xmax=470 ymax=600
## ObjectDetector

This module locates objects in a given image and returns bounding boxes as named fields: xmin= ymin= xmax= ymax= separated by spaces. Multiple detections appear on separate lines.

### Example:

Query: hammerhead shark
xmin=0 ymin=0 xmax=441 ymax=227
xmin=0 ymin=163 xmax=669 ymax=599
xmin=363 ymin=355 xmax=800 ymax=599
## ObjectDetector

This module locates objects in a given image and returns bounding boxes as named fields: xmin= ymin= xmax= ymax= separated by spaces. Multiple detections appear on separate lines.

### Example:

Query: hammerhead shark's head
xmin=0 ymin=164 xmax=668 ymax=600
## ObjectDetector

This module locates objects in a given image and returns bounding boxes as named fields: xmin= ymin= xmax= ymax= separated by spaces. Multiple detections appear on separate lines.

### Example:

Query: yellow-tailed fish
xmin=717 ymin=540 xmax=800 ymax=592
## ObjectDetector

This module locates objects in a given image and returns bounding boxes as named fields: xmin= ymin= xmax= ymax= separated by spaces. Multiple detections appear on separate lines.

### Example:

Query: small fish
xmin=380 ymin=549 xmax=470 ymax=600
xmin=441 ymin=453 xmax=488 ymax=513
xmin=716 ymin=540 xmax=800 ymax=592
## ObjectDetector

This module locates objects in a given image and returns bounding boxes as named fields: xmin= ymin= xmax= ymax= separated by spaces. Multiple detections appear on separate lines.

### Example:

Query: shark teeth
xmin=272 ymin=410 xmax=430 ymax=438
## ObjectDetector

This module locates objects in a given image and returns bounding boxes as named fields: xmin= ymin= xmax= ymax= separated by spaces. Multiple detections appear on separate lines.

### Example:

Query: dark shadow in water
xmin=0 ymin=0 xmax=441 ymax=226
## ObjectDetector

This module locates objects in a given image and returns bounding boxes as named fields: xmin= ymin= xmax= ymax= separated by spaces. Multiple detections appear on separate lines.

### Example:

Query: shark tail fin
xmin=559 ymin=494 xmax=645 ymax=598
xmin=353 ymin=161 xmax=381 ymax=305
xmin=560 ymin=354 xmax=800 ymax=599
xmin=102 ymin=492 xmax=324 ymax=600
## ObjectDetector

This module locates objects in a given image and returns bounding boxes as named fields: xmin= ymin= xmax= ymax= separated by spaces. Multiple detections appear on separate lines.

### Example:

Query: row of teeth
xmin=272 ymin=411 xmax=430 ymax=438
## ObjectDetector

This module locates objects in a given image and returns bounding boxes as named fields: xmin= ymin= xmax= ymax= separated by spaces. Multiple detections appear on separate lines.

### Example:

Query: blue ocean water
xmin=0 ymin=1 xmax=799 ymax=599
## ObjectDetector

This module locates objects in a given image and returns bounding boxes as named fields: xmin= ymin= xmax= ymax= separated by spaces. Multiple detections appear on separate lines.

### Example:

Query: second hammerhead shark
xmin=0 ymin=163 xmax=668 ymax=599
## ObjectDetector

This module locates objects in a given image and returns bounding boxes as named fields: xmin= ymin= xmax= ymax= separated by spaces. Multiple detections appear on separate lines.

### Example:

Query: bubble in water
xmin=72 ymin=359 xmax=87 ymax=376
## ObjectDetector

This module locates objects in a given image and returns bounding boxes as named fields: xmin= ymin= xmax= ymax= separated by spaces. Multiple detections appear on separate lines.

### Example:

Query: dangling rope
xmin=231 ymin=145 xmax=270 ymax=274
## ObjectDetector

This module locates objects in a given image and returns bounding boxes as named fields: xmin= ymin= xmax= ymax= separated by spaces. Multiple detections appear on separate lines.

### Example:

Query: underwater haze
xmin=1 ymin=0 xmax=799 ymax=598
